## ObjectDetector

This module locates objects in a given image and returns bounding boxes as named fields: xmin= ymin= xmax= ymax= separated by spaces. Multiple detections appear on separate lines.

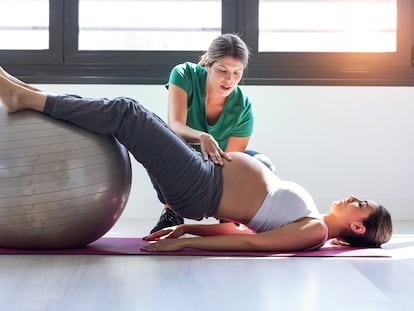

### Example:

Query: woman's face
xmin=205 ymin=56 xmax=244 ymax=97
xmin=331 ymin=195 xmax=378 ymax=222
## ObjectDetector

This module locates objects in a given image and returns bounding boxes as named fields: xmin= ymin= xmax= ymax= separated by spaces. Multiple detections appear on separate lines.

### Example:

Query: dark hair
xmin=198 ymin=33 xmax=250 ymax=68
xmin=339 ymin=204 xmax=393 ymax=247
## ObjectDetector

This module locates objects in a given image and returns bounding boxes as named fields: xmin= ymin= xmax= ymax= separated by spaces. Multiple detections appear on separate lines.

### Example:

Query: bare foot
xmin=0 ymin=69 xmax=23 ymax=113
xmin=0 ymin=66 xmax=41 ymax=92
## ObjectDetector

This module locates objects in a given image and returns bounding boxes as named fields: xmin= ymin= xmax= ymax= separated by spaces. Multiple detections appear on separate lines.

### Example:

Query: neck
xmin=205 ymin=91 xmax=226 ymax=108
xmin=323 ymin=214 xmax=344 ymax=240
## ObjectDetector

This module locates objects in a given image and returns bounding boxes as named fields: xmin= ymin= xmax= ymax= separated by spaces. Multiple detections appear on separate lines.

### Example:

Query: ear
xmin=204 ymin=58 xmax=209 ymax=68
xmin=350 ymin=223 xmax=366 ymax=235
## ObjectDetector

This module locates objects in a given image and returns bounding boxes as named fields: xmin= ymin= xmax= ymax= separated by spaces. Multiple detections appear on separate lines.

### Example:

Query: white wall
xmin=39 ymin=84 xmax=414 ymax=221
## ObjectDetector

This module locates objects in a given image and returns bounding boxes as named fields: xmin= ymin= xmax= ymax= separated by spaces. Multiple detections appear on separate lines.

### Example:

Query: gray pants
xmin=44 ymin=95 xmax=223 ymax=220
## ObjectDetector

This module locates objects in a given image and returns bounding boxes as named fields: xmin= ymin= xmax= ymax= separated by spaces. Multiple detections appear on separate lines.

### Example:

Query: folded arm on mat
xmin=142 ymin=218 xmax=326 ymax=252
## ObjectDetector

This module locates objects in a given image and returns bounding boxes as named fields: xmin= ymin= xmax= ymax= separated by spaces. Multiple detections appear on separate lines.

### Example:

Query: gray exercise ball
xmin=0 ymin=109 xmax=132 ymax=249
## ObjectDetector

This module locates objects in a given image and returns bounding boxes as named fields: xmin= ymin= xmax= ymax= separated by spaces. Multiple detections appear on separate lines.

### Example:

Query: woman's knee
xmin=245 ymin=150 xmax=276 ymax=173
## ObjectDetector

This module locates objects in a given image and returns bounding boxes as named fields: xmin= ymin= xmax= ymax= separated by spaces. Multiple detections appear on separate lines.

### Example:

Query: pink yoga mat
xmin=0 ymin=237 xmax=390 ymax=257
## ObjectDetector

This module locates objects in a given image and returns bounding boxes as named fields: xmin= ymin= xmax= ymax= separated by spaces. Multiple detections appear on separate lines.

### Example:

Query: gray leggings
xmin=43 ymin=95 xmax=223 ymax=220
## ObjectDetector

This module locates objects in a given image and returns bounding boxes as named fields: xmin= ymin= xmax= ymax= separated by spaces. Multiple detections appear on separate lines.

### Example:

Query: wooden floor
xmin=0 ymin=219 xmax=413 ymax=311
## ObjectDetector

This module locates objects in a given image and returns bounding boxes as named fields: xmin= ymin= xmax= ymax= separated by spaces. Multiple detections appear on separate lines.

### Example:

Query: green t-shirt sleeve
xmin=166 ymin=62 xmax=198 ymax=99
xmin=165 ymin=62 xmax=206 ymax=131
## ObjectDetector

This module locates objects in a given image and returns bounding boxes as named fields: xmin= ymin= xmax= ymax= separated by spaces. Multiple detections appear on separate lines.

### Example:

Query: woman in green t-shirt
xmin=150 ymin=33 xmax=276 ymax=233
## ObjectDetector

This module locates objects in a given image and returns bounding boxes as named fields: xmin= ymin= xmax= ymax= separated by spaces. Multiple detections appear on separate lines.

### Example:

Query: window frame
xmin=0 ymin=0 xmax=63 ymax=64
xmin=1 ymin=0 xmax=414 ymax=86
xmin=246 ymin=0 xmax=413 ymax=86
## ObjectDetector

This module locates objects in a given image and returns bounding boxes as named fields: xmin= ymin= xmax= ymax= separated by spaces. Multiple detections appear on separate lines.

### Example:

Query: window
xmin=1 ymin=0 xmax=413 ymax=86
xmin=78 ymin=0 xmax=221 ymax=51
xmin=0 ymin=0 xmax=49 ymax=49
xmin=258 ymin=0 xmax=397 ymax=52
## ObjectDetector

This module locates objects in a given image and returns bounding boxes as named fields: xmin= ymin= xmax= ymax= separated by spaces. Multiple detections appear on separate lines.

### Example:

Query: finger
xmin=141 ymin=241 xmax=170 ymax=252
xmin=142 ymin=240 xmax=162 ymax=249
xmin=141 ymin=244 xmax=156 ymax=251
xmin=209 ymin=152 xmax=223 ymax=165
xmin=143 ymin=234 xmax=160 ymax=241
xmin=202 ymin=151 xmax=209 ymax=162
xmin=143 ymin=228 xmax=170 ymax=240
xmin=215 ymin=151 xmax=224 ymax=165
xmin=142 ymin=234 xmax=152 ymax=241
xmin=147 ymin=231 xmax=164 ymax=239
xmin=220 ymin=151 xmax=232 ymax=161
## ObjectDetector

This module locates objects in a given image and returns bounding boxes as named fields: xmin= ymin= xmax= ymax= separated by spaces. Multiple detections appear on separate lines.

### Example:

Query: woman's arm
xmin=225 ymin=136 xmax=250 ymax=152
xmin=142 ymin=218 xmax=327 ymax=252
xmin=168 ymin=84 xmax=230 ymax=164
xmin=143 ymin=222 xmax=254 ymax=241
xmin=168 ymin=84 xmax=204 ymax=143
xmin=184 ymin=222 xmax=255 ymax=236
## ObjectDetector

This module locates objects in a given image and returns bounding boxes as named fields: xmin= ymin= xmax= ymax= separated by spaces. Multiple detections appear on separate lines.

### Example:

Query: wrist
xmin=199 ymin=132 xmax=210 ymax=142
xmin=178 ymin=224 xmax=189 ymax=235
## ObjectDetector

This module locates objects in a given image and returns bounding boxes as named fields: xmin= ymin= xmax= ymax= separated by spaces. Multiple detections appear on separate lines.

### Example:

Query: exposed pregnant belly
xmin=216 ymin=152 xmax=276 ymax=224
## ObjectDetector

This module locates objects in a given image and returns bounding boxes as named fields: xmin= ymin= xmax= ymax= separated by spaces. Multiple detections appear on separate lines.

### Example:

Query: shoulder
xmin=168 ymin=62 xmax=207 ymax=91
xmin=284 ymin=217 xmax=328 ymax=250
xmin=301 ymin=218 xmax=329 ymax=250
xmin=171 ymin=62 xmax=206 ymax=77
xmin=253 ymin=218 xmax=329 ymax=251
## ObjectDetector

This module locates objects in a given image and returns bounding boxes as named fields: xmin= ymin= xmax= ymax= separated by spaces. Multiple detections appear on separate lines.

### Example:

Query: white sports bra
xmin=247 ymin=180 xmax=328 ymax=249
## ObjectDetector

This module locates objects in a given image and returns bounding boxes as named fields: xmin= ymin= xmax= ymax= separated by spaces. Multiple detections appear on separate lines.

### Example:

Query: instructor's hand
xmin=199 ymin=133 xmax=231 ymax=165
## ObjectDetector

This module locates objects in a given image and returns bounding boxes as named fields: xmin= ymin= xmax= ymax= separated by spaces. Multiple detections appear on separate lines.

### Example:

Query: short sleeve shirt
xmin=167 ymin=62 xmax=254 ymax=151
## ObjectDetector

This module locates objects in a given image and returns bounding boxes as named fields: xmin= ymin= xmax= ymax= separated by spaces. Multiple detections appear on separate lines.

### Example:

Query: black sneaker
xmin=150 ymin=208 xmax=184 ymax=234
